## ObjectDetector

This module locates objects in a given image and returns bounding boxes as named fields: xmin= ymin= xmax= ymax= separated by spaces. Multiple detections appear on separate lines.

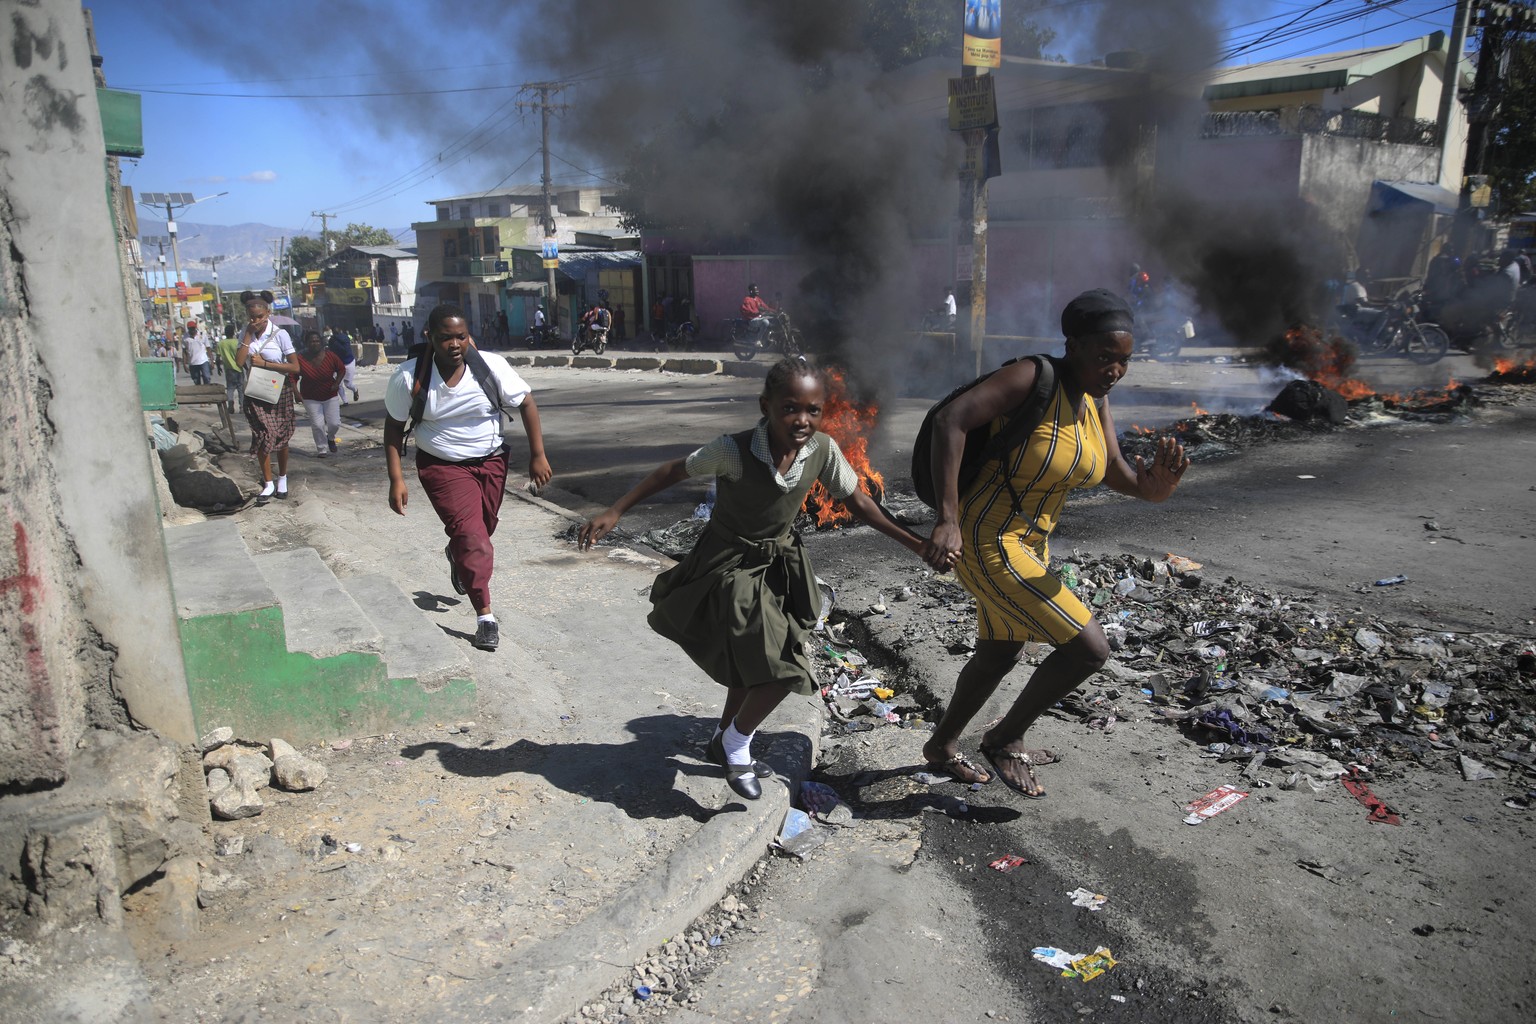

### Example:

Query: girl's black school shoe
xmin=706 ymin=732 xmax=772 ymax=779
xmin=724 ymin=767 xmax=761 ymax=800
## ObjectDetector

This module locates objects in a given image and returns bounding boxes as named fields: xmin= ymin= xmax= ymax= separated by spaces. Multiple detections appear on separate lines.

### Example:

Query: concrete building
xmin=315 ymin=243 xmax=419 ymax=342
xmin=411 ymin=186 xmax=626 ymax=336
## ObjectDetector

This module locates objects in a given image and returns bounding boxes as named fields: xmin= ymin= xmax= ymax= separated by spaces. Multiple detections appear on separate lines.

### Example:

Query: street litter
xmin=800 ymin=781 xmax=853 ymax=825
xmin=1067 ymin=887 xmax=1108 ymax=911
xmin=913 ymin=771 xmax=953 ymax=785
xmin=774 ymin=808 xmax=830 ymax=860
xmin=989 ymin=855 xmax=1028 ymax=872
xmin=1374 ymin=575 xmax=1409 ymax=587
xmin=1031 ymin=945 xmax=1118 ymax=981
xmin=1341 ymin=768 xmax=1401 ymax=825
xmin=1165 ymin=553 xmax=1202 ymax=574
xmin=1183 ymin=784 xmax=1249 ymax=825
xmin=1458 ymin=754 xmax=1498 ymax=782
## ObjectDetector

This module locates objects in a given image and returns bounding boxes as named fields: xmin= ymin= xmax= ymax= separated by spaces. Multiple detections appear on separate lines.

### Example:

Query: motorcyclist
xmin=1128 ymin=263 xmax=1152 ymax=309
xmin=1422 ymin=242 xmax=1462 ymax=320
xmin=533 ymin=305 xmax=546 ymax=329
xmin=740 ymin=284 xmax=775 ymax=346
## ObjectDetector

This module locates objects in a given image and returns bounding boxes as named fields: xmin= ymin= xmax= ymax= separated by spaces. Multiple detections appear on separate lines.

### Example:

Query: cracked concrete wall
xmin=0 ymin=0 xmax=198 ymax=794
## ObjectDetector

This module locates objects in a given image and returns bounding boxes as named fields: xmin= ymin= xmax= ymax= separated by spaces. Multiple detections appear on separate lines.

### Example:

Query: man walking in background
xmin=184 ymin=321 xmax=212 ymax=385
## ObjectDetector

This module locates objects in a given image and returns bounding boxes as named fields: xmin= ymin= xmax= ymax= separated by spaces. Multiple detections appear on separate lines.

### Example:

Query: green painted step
xmin=164 ymin=520 xmax=475 ymax=744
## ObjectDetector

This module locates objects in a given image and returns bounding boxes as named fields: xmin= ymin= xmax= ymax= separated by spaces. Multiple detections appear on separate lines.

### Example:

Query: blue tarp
xmin=1369 ymin=180 xmax=1459 ymax=217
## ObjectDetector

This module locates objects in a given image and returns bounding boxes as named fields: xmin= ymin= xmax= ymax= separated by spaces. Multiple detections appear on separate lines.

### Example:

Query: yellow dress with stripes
xmin=954 ymin=388 xmax=1107 ymax=644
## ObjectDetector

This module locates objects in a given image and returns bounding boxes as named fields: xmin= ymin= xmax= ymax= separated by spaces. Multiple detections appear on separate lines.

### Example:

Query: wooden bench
xmin=173 ymin=384 xmax=238 ymax=447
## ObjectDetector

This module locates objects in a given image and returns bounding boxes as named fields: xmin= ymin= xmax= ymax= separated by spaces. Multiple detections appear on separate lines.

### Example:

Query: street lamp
xmin=138 ymin=191 xmax=227 ymax=339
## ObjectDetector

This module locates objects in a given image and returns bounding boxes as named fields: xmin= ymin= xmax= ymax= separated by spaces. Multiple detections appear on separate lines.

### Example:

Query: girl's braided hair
xmin=761 ymin=355 xmax=825 ymax=401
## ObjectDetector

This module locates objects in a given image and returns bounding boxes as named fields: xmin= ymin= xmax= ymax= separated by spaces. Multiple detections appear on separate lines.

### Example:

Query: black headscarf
xmin=1061 ymin=288 xmax=1134 ymax=338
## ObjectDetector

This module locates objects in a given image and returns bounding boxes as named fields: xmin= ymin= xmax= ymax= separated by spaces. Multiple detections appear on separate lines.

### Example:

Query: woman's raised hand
xmin=1134 ymin=435 xmax=1190 ymax=502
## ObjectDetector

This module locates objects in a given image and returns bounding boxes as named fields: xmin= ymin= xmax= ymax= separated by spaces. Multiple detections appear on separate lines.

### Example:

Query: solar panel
xmin=139 ymin=192 xmax=166 ymax=204
xmin=171 ymin=192 xmax=195 ymax=205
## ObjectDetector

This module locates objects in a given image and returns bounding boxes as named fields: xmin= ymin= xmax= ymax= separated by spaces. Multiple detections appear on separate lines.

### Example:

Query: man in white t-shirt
xmin=184 ymin=321 xmax=212 ymax=385
xmin=383 ymin=303 xmax=553 ymax=651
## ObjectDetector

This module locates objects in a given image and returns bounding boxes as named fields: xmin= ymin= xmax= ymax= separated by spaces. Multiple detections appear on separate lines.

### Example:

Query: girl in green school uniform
xmin=579 ymin=358 xmax=951 ymax=799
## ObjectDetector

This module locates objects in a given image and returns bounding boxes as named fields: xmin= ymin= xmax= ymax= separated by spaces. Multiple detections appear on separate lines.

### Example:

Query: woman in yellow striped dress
xmin=921 ymin=289 xmax=1190 ymax=797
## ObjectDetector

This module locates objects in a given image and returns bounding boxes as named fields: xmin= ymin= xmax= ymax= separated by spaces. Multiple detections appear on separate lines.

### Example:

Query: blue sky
xmin=92 ymin=1 xmax=1470 ymax=236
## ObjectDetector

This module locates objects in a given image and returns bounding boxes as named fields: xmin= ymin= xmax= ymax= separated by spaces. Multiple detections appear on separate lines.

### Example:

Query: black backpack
xmin=911 ymin=354 xmax=1059 ymax=510
xmin=405 ymin=342 xmax=517 ymax=439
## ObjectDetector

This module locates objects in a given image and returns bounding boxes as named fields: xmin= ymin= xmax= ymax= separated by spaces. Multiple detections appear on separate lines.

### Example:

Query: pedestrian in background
xmin=578 ymin=357 xmax=942 ymax=800
xmin=236 ymin=290 xmax=300 ymax=505
xmin=390 ymin=322 xmax=400 ymax=348
xmin=328 ymin=326 xmax=360 ymax=404
xmin=296 ymin=329 xmax=346 ymax=457
xmin=383 ymin=303 xmax=552 ymax=652
xmin=216 ymin=322 xmax=243 ymax=414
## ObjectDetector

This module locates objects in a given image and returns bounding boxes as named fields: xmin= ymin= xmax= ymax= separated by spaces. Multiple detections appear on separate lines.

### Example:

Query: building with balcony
xmin=411 ymin=186 xmax=625 ymax=336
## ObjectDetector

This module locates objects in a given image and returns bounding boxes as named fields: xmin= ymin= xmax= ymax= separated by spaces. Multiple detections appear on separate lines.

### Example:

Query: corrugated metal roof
xmin=349 ymin=245 xmax=417 ymax=259
xmin=553 ymin=249 xmax=642 ymax=273
xmin=1204 ymin=32 xmax=1448 ymax=101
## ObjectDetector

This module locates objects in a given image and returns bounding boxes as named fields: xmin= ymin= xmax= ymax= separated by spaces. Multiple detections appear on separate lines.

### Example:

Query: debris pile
xmin=849 ymin=553 xmax=1536 ymax=797
xmin=198 ymin=726 xmax=328 ymax=820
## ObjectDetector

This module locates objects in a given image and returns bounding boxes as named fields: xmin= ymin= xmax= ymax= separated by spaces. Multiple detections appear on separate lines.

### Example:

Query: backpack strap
xmin=406 ymin=342 xmax=512 ymax=437
xmin=986 ymin=355 xmax=1059 ymax=535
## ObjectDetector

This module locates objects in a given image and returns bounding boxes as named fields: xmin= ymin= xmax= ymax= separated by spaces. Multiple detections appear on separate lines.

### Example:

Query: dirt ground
xmin=128 ymin=361 xmax=1535 ymax=1024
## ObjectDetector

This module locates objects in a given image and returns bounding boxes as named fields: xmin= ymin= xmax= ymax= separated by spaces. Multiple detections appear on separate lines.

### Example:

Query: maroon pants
xmin=416 ymin=448 xmax=509 ymax=610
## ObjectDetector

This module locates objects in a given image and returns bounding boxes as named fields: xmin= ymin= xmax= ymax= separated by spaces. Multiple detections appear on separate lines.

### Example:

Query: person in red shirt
xmin=740 ymin=283 xmax=775 ymax=346
xmin=296 ymin=329 xmax=347 ymax=456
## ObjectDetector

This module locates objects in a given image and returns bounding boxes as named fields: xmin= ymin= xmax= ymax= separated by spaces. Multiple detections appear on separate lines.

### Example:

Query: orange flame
xmin=1190 ymin=401 xmax=1211 ymax=417
xmin=1490 ymin=356 xmax=1536 ymax=382
xmin=803 ymin=370 xmax=885 ymax=526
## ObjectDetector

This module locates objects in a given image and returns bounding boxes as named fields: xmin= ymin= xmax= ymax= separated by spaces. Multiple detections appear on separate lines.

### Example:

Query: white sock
xmin=722 ymin=721 xmax=754 ymax=774
xmin=259 ymin=480 xmax=275 ymax=496
xmin=477 ymin=613 xmax=496 ymax=624
xmin=276 ymin=474 xmax=288 ymax=491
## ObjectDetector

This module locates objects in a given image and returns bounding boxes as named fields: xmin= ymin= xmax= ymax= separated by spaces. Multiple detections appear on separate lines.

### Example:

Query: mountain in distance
xmin=138 ymin=220 xmax=417 ymax=291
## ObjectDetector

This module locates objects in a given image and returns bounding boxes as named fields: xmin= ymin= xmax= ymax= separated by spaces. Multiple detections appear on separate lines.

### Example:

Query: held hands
xmin=921 ymin=519 xmax=963 ymax=573
xmin=577 ymin=509 xmax=621 ymax=551
xmin=1133 ymin=436 xmax=1190 ymax=502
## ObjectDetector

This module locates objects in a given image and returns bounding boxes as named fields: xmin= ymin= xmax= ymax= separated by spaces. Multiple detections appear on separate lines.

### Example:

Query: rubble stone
xmin=203 ymin=743 xmax=268 ymax=772
xmin=267 ymin=737 xmax=297 ymax=761
xmin=229 ymin=753 xmax=274 ymax=791
xmin=213 ymin=834 xmax=245 ymax=857
xmin=272 ymin=753 xmax=327 ymax=791
xmin=209 ymin=778 xmax=264 ymax=820
xmin=198 ymin=727 xmax=234 ymax=752
xmin=205 ymin=768 xmax=232 ymax=796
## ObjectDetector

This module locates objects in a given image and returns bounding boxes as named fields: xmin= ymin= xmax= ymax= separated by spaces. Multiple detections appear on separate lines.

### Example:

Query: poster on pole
xmin=541 ymin=237 xmax=559 ymax=270
xmin=948 ymin=75 xmax=998 ymax=131
xmin=963 ymin=0 xmax=1002 ymax=69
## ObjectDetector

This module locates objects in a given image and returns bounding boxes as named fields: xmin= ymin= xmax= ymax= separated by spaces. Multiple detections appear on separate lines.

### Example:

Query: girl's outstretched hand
xmin=578 ymin=509 xmax=620 ymax=550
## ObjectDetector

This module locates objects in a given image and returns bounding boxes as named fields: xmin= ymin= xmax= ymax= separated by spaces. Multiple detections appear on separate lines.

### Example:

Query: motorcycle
xmin=522 ymin=324 xmax=558 ymax=349
xmin=918 ymin=308 xmax=956 ymax=333
xmin=652 ymin=319 xmax=697 ymax=352
xmin=729 ymin=309 xmax=802 ymax=361
xmin=1332 ymin=295 xmax=1448 ymax=364
xmin=1133 ymin=310 xmax=1195 ymax=360
xmin=572 ymin=323 xmax=608 ymax=356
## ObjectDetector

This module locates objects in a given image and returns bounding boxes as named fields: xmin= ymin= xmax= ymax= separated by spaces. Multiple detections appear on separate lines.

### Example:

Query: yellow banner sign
xmin=327 ymin=288 xmax=369 ymax=306
xmin=948 ymin=75 xmax=997 ymax=131
xmin=353 ymin=276 xmax=373 ymax=289
xmin=305 ymin=270 xmax=321 ymax=282
xmin=542 ymin=258 xmax=558 ymax=269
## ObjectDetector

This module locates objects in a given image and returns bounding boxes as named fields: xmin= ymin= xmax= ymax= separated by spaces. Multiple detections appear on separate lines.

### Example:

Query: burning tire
xmin=1400 ymin=323 xmax=1448 ymax=364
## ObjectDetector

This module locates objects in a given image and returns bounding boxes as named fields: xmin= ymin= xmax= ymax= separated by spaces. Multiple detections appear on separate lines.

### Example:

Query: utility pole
xmin=312 ymin=211 xmax=335 ymax=261
xmin=1436 ymin=0 xmax=1474 ymax=185
xmin=518 ymin=82 xmax=568 ymax=328
xmin=199 ymin=255 xmax=227 ymax=337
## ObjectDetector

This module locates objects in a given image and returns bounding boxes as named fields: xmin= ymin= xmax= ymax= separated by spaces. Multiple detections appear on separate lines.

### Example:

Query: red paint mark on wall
xmin=1 ymin=522 xmax=49 ymax=690
xmin=0 ymin=522 xmax=44 ymax=613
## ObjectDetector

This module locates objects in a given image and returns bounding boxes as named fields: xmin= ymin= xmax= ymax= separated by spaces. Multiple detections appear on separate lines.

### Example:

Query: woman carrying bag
xmin=236 ymin=290 xmax=300 ymax=505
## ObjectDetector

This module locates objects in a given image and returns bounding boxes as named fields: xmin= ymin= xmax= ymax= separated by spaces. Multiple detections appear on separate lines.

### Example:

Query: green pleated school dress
xmin=647 ymin=429 xmax=827 ymax=695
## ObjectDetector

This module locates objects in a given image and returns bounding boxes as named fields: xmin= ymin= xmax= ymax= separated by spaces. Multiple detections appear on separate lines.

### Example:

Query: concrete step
xmin=249 ymin=548 xmax=383 ymax=660
xmin=340 ymin=573 xmax=471 ymax=690
xmin=164 ymin=518 xmax=277 ymax=618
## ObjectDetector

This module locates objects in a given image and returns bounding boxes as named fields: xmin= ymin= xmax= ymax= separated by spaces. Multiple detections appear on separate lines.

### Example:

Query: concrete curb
xmin=473 ymin=492 xmax=823 ymax=1022
xmin=468 ymin=694 xmax=823 ymax=1023
xmin=660 ymin=357 xmax=722 ymax=375
xmin=720 ymin=360 xmax=771 ymax=378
